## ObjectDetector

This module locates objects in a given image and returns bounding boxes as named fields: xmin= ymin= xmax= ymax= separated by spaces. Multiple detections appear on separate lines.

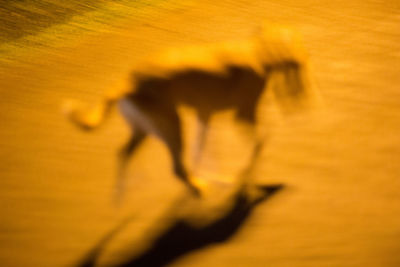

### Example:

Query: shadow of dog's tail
xmin=62 ymin=97 xmax=116 ymax=130
xmin=62 ymin=78 xmax=131 ymax=130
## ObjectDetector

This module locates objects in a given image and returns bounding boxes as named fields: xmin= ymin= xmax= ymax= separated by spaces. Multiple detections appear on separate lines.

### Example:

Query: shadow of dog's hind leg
xmin=115 ymin=129 xmax=146 ymax=204
xmin=159 ymin=109 xmax=201 ymax=197
xmin=126 ymin=95 xmax=200 ymax=197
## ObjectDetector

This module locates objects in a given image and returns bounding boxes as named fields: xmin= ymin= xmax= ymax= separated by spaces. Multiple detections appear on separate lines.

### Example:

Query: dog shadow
xmin=78 ymin=184 xmax=283 ymax=267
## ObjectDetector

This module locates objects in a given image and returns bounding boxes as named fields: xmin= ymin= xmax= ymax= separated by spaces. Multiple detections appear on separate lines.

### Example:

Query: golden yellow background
xmin=0 ymin=0 xmax=399 ymax=266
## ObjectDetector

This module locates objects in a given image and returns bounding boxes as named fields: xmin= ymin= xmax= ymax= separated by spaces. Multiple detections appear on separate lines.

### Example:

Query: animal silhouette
xmin=78 ymin=184 xmax=284 ymax=267
xmin=63 ymin=23 xmax=315 ymax=197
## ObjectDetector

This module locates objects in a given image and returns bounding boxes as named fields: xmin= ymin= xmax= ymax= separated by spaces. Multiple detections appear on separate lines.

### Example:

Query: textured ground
xmin=0 ymin=1 xmax=400 ymax=266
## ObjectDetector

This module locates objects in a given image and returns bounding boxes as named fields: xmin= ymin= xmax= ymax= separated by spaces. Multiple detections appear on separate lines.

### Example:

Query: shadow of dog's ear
xmin=249 ymin=184 xmax=284 ymax=205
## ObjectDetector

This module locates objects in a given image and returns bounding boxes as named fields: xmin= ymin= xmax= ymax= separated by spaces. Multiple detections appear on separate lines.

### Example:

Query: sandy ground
xmin=0 ymin=0 xmax=400 ymax=266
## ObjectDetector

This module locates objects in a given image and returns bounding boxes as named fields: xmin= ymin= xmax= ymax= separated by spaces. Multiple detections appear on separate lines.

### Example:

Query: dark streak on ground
xmin=78 ymin=185 xmax=283 ymax=267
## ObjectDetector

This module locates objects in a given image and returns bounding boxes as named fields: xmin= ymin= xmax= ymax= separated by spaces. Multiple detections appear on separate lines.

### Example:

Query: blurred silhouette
xmin=78 ymin=141 xmax=282 ymax=267
xmin=63 ymin=23 xmax=317 ymax=199
xmin=78 ymin=184 xmax=284 ymax=267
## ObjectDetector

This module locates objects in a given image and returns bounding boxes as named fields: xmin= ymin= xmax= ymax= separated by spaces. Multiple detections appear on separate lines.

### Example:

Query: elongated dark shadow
xmin=77 ymin=184 xmax=283 ymax=267
xmin=77 ymin=215 xmax=135 ymax=267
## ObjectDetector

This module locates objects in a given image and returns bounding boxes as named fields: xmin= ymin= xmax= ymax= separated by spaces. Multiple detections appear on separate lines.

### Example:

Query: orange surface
xmin=0 ymin=1 xmax=400 ymax=266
